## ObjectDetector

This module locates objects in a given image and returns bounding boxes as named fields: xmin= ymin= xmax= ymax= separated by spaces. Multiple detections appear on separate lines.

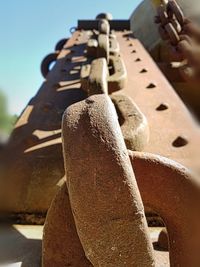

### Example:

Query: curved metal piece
xmin=167 ymin=0 xmax=184 ymax=26
xmin=165 ymin=22 xmax=180 ymax=45
xmin=98 ymin=19 xmax=110 ymax=35
xmin=96 ymin=13 xmax=113 ymax=21
xmin=80 ymin=64 xmax=91 ymax=92
xmin=43 ymin=184 xmax=92 ymax=267
xmin=86 ymin=39 xmax=98 ymax=57
xmin=97 ymin=34 xmax=109 ymax=61
xmin=40 ymin=52 xmax=59 ymax=78
xmin=129 ymin=150 xmax=200 ymax=267
xmin=55 ymin=38 xmax=68 ymax=51
xmin=87 ymin=58 xmax=108 ymax=95
xmin=62 ymin=95 xmax=155 ymax=266
xmin=111 ymin=94 xmax=149 ymax=151
xmin=108 ymin=54 xmax=127 ymax=92
xmin=157 ymin=5 xmax=168 ymax=26
xmin=109 ymin=34 xmax=120 ymax=54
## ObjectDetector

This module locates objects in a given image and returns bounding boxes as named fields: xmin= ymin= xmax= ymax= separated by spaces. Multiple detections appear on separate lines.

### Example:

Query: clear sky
xmin=0 ymin=0 xmax=140 ymax=115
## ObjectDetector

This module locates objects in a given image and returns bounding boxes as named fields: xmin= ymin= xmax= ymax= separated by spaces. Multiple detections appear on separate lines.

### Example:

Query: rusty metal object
xmin=97 ymin=34 xmax=109 ymax=61
xmin=43 ymin=184 xmax=92 ymax=267
xmin=86 ymin=39 xmax=98 ymax=57
xmin=98 ymin=19 xmax=110 ymax=34
xmin=61 ymin=94 xmax=155 ymax=266
xmin=109 ymin=34 xmax=120 ymax=54
xmin=111 ymin=94 xmax=149 ymax=151
xmin=41 ymin=52 xmax=59 ymax=78
xmin=155 ymin=0 xmax=200 ymax=82
xmin=116 ymin=32 xmax=200 ymax=173
xmin=129 ymin=151 xmax=200 ymax=267
xmin=78 ymin=20 xmax=130 ymax=31
xmin=81 ymin=53 xmax=127 ymax=94
xmin=108 ymin=54 xmax=127 ymax=92
xmin=96 ymin=13 xmax=113 ymax=21
xmin=87 ymin=58 xmax=108 ymax=95
xmin=0 ymin=31 xmax=88 ymax=214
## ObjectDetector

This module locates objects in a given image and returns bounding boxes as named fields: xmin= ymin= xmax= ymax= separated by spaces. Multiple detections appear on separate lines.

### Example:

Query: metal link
xmin=98 ymin=19 xmax=110 ymax=35
xmin=81 ymin=54 xmax=127 ymax=93
xmin=111 ymin=94 xmax=149 ymax=151
xmin=108 ymin=54 xmax=127 ymax=92
xmin=87 ymin=58 xmax=108 ymax=95
xmin=97 ymin=34 xmax=109 ymax=61
xmin=155 ymin=0 xmax=200 ymax=81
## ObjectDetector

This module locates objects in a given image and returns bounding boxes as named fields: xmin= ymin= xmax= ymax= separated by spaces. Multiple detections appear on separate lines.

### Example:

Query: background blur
xmin=0 ymin=0 xmax=141 ymax=135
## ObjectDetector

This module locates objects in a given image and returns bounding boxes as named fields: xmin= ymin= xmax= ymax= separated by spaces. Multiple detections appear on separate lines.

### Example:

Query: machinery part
xmin=81 ymin=54 xmax=127 ymax=94
xmin=111 ymin=94 xmax=149 ymax=151
xmin=41 ymin=52 xmax=59 ymax=78
xmin=97 ymin=34 xmax=109 ymax=61
xmin=96 ymin=13 xmax=113 ymax=21
xmin=86 ymin=39 xmax=98 ymax=57
xmin=129 ymin=150 xmax=200 ymax=267
xmin=62 ymin=94 xmax=155 ymax=266
xmin=167 ymin=0 xmax=185 ymax=26
xmin=158 ymin=228 xmax=169 ymax=251
xmin=43 ymin=184 xmax=92 ymax=267
xmin=55 ymin=38 xmax=68 ymax=51
xmin=98 ymin=19 xmax=110 ymax=34
xmin=108 ymin=54 xmax=127 ymax=92
xmin=87 ymin=58 xmax=108 ymax=95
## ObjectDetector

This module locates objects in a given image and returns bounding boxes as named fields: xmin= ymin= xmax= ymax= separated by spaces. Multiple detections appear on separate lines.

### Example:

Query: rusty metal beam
xmin=77 ymin=20 xmax=130 ymax=30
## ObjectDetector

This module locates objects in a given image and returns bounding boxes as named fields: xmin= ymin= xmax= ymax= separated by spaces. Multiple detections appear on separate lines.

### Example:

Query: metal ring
xmin=55 ymin=38 xmax=68 ymax=51
xmin=70 ymin=27 xmax=77 ymax=34
xmin=157 ymin=5 xmax=169 ymax=26
xmin=41 ymin=52 xmax=59 ymax=78
xmin=167 ymin=0 xmax=184 ymax=25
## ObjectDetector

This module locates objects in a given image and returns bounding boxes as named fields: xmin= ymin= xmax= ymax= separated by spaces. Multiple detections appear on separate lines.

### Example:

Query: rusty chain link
xmin=155 ymin=0 xmax=200 ymax=81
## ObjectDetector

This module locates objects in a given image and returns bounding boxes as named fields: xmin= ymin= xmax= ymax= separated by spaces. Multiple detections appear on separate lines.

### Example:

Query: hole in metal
xmin=172 ymin=136 xmax=188 ymax=147
xmin=146 ymin=83 xmax=156 ymax=89
xmin=140 ymin=68 xmax=147 ymax=73
xmin=156 ymin=103 xmax=169 ymax=111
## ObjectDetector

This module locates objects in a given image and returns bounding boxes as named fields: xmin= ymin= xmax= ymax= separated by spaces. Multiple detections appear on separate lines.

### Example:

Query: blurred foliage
xmin=0 ymin=90 xmax=18 ymax=135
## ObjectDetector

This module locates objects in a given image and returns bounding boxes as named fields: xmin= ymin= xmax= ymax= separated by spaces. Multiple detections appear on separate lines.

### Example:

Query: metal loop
xmin=69 ymin=26 xmax=77 ymax=34
xmin=165 ymin=22 xmax=180 ymax=45
xmin=41 ymin=52 xmax=59 ymax=78
xmin=167 ymin=0 xmax=184 ymax=25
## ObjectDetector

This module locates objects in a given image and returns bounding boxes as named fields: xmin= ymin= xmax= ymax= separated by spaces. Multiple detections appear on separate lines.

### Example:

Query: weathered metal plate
xmin=114 ymin=31 xmax=200 ymax=173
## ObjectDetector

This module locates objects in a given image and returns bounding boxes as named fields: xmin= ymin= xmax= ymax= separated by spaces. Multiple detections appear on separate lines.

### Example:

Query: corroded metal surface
xmin=115 ymin=31 xmax=200 ymax=173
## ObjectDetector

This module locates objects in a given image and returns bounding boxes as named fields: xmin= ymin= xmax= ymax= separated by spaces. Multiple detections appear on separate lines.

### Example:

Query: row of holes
xmin=126 ymin=37 xmax=188 ymax=148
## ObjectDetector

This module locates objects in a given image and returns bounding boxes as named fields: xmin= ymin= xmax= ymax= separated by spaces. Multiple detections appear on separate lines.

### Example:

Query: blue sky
xmin=0 ymin=0 xmax=140 ymax=115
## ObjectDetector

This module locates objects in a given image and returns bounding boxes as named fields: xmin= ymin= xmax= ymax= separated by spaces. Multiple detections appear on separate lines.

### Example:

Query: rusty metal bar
xmin=77 ymin=19 xmax=130 ymax=30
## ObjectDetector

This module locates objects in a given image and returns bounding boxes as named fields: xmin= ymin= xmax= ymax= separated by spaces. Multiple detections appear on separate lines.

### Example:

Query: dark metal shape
xmin=77 ymin=20 xmax=130 ymax=31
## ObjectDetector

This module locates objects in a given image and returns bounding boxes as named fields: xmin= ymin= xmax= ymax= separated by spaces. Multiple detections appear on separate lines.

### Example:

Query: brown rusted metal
xmin=111 ymin=94 xmax=149 ymax=151
xmin=129 ymin=150 xmax=200 ymax=267
xmin=115 ymin=31 xmax=200 ymax=173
